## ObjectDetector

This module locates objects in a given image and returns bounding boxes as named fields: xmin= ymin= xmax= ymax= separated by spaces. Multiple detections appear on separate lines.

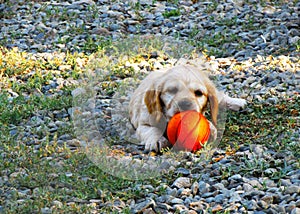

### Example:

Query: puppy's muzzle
xmin=178 ymin=99 xmax=195 ymax=111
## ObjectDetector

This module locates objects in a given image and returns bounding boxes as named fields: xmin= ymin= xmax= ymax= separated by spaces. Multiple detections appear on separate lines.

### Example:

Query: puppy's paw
xmin=227 ymin=97 xmax=247 ymax=111
xmin=157 ymin=136 xmax=171 ymax=151
xmin=144 ymin=136 xmax=171 ymax=153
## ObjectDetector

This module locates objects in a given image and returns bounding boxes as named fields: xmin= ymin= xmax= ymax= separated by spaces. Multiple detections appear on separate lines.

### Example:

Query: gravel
xmin=1 ymin=0 xmax=299 ymax=213
xmin=1 ymin=0 xmax=299 ymax=58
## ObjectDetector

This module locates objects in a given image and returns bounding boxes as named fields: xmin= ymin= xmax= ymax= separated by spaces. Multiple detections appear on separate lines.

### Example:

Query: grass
xmin=223 ymin=99 xmax=299 ymax=154
xmin=0 ymin=41 xmax=176 ymax=212
xmin=1 ymin=42 xmax=299 ymax=212
xmin=218 ymin=98 xmax=300 ymax=181
xmin=203 ymin=0 xmax=218 ymax=14
xmin=0 ymin=47 xmax=88 ymax=126
xmin=188 ymin=29 xmax=247 ymax=57
xmin=1 ymin=140 xmax=150 ymax=213
xmin=295 ymin=40 xmax=300 ymax=52
xmin=163 ymin=9 xmax=181 ymax=18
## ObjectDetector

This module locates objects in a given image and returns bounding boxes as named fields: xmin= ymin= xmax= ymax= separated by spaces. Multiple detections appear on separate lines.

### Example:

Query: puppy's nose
xmin=178 ymin=99 xmax=193 ymax=111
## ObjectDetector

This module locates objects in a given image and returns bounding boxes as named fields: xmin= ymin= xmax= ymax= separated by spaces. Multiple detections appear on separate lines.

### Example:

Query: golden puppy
xmin=129 ymin=64 xmax=246 ymax=152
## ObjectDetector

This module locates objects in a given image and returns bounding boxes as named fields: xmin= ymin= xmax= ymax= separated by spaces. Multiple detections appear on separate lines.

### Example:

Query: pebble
xmin=198 ymin=181 xmax=210 ymax=194
xmin=291 ymin=208 xmax=300 ymax=214
xmin=130 ymin=199 xmax=153 ymax=213
xmin=52 ymin=200 xmax=63 ymax=208
xmin=190 ymin=182 xmax=198 ymax=195
xmin=41 ymin=207 xmax=52 ymax=214
xmin=284 ymin=186 xmax=300 ymax=195
xmin=172 ymin=177 xmax=191 ymax=189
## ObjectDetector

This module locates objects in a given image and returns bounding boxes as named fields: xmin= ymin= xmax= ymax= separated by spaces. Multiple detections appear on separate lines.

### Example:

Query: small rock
xmin=212 ymin=183 xmax=225 ymax=190
xmin=228 ymin=174 xmax=243 ymax=182
xmin=189 ymin=201 xmax=206 ymax=211
xmin=128 ymin=25 xmax=137 ymax=33
xmin=258 ymin=200 xmax=269 ymax=209
xmin=191 ymin=182 xmax=198 ymax=195
xmin=229 ymin=192 xmax=242 ymax=203
xmin=261 ymin=194 xmax=274 ymax=204
xmin=198 ymin=181 xmax=210 ymax=194
xmin=291 ymin=208 xmax=300 ymax=214
xmin=131 ymin=199 xmax=156 ymax=213
xmin=266 ymin=97 xmax=279 ymax=104
xmin=152 ymin=61 xmax=164 ymax=69
xmin=41 ymin=207 xmax=52 ymax=214
xmin=172 ymin=177 xmax=191 ymax=189
xmin=175 ymin=168 xmax=190 ymax=176
xmin=187 ymin=210 xmax=197 ymax=214
xmin=156 ymin=202 xmax=172 ymax=211
xmin=178 ymin=188 xmax=191 ymax=196
xmin=212 ymin=204 xmax=223 ymax=212
xmin=286 ymin=204 xmax=297 ymax=213
xmin=244 ymin=199 xmax=259 ymax=211
xmin=269 ymin=204 xmax=286 ymax=213
xmin=248 ymin=180 xmax=263 ymax=189
xmin=284 ymin=185 xmax=300 ymax=194
xmin=52 ymin=200 xmax=63 ymax=208
xmin=170 ymin=198 xmax=184 ymax=204
xmin=215 ymin=194 xmax=225 ymax=203
xmin=206 ymin=197 xmax=214 ymax=203
xmin=243 ymin=183 xmax=253 ymax=192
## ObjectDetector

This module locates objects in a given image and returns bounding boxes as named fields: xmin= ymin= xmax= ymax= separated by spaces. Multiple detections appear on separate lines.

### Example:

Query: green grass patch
xmin=203 ymin=0 xmax=218 ymax=14
xmin=0 ymin=32 xmax=299 ymax=213
xmin=221 ymin=98 xmax=300 ymax=157
xmin=163 ymin=9 xmax=181 ymax=18
xmin=1 ymin=136 xmax=163 ymax=213
xmin=0 ymin=90 xmax=72 ymax=125
xmin=188 ymin=30 xmax=247 ymax=57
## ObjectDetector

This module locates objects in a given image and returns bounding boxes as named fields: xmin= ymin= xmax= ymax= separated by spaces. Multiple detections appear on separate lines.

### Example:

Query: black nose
xmin=178 ymin=99 xmax=193 ymax=111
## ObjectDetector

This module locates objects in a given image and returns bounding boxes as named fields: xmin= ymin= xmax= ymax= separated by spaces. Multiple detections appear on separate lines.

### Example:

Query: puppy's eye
xmin=195 ymin=90 xmax=203 ymax=97
xmin=167 ymin=86 xmax=178 ymax=94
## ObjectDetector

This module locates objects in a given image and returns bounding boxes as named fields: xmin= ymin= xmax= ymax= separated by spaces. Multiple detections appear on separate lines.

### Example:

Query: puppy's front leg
xmin=136 ymin=125 xmax=170 ymax=152
xmin=208 ymin=121 xmax=217 ymax=142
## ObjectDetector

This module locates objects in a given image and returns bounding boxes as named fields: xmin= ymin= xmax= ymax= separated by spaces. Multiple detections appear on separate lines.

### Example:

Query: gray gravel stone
xmin=131 ymin=199 xmax=156 ymax=213
xmin=198 ymin=181 xmax=210 ymax=194
xmin=190 ymin=181 xmax=198 ymax=195
xmin=284 ymin=186 xmax=300 ymax=195
xmin=170 ymin=198 xmax=184 ymax=204
xmin=172 ymin=177 xmax=191 ymax=189
xmin=291 ymin=208 xmax=300 ymax=214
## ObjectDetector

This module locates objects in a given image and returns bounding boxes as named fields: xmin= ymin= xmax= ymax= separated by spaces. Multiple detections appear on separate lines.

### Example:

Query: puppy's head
xmin=144 ymin=65 xmax=218 ymax=125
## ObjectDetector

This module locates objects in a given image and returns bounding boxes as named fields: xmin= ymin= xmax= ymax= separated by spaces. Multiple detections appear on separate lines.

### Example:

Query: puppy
xmin=129 ymin=64 xmax=246 ymax=152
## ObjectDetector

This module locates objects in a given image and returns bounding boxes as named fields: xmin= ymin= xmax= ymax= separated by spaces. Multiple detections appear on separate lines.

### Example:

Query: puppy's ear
xmin=144 ymin=89 xmax=163 ymax=122
xmin=206 ymin=83 xmax=218 ymax=126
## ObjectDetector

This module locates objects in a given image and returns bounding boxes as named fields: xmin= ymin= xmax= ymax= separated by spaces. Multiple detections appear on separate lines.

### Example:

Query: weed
xmin=82 ymin=36 xmax=112 ymax=54
xmin=216 ymin=16 xmax=238 ymax=27
xmin=204 ymin=0 xmax=218 ymax=14
xmin=221 ymin=99 xmax=300 ymax=157
xmin=166 ymin=0 xmax=180 ymax=4
xmin=163 ymin=9 xmax=181 ymax=18
xmin=295 ymin=40 xmax=300 ymax=52
xmin=188 ymin=29 xmax=246 ymax=57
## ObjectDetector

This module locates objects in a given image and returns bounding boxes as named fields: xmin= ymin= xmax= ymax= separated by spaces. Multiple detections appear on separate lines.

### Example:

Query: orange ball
xmin=167 ymin=111 xmax=211 ymax=152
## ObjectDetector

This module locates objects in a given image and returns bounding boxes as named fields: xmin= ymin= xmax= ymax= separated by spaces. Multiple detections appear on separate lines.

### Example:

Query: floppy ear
xmin=144 ymin=89 xmax=163 ymax=122
xmin=206 ymin=83 xmax=219 ymax=126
